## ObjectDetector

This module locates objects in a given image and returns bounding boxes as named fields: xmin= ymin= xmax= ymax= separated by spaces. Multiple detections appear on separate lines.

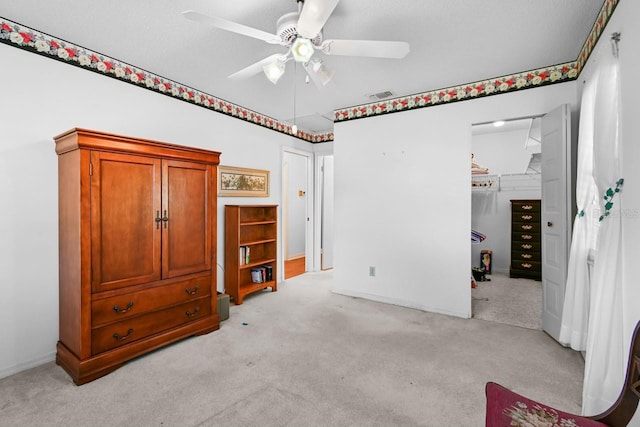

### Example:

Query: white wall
xmin=333 ymin=83 xmax=578 ymax=319
xmin=576 ymin=2 xmax=640 ymax=421
xmin=617 ymin=0 xmax=640 ymax=350
xmin=0 ymin=42 xmax=316 ymax=379
xmin=582 ymin=0 xmax=640 ymax=377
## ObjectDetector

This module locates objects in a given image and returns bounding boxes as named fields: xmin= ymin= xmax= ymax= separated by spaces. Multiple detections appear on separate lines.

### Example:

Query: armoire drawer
xmin=91 ymin=275 xmax=211 ymax=327
xmin=91 ymin=296 xmax=211 ymax=355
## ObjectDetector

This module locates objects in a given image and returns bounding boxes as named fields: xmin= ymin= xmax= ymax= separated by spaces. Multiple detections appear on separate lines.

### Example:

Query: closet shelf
xmin=471 ymin=174 xmax=498 ymax=191
xmin=472 ymin=172 xmax=540 ymax=192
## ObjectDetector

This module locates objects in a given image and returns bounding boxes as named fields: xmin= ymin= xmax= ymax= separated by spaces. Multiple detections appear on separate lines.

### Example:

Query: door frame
xmin=469 ymin=106 xmax=573 ymax=334
xmin=314 ymin=153 xmax=334 ymax=270
xmin=282 ymin=147 xmax=315 ymax=274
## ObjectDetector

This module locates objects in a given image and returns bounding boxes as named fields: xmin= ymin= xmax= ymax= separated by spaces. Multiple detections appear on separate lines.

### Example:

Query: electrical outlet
xmin=369 ymin=266 xmax=376 ymax=277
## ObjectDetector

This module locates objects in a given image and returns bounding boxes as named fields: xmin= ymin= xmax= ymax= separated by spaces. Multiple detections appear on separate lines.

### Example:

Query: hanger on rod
xmin=611 ymin=32 xmax=621 ymax=58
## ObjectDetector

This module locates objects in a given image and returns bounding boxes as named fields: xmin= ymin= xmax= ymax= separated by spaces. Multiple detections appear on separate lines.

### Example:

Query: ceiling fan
xmin=182 ymin=0 xmax=410 ymax=87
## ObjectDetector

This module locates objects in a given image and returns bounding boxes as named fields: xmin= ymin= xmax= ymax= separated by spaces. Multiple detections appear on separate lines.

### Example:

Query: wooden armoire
xmin=54 ymin=128 xmax=221 ymax=385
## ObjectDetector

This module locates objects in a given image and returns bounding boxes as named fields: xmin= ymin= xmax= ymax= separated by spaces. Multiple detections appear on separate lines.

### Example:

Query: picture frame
xmin=218 ymin=165 xmax=270 ymax=197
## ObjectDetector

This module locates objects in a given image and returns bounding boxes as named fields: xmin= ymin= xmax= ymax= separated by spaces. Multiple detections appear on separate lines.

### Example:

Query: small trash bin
xmin=217 ymin=292 xmax=229 ymax=321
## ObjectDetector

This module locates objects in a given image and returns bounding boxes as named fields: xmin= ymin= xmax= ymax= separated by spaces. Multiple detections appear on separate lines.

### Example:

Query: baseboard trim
xmin=0 ymin=351 xmax=56 ymax=380
xmin=331 ymin=288 xmax=470 ymax=320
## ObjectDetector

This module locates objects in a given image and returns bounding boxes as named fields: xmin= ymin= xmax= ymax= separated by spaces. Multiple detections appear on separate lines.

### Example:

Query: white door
xmin=321 ymin=155 xmax=334 ymax=270
xmin=541 ymin=104 xmax=572 ymax=342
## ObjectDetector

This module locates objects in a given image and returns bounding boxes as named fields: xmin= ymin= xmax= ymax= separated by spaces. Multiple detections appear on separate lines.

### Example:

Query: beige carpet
xmin=0 ymin=271 xmax=584 ymax=427
xmin=472 ymin=272 xmax=542 ymax=330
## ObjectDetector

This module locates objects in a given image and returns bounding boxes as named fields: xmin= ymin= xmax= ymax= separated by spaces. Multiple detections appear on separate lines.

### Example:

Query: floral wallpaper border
xmin=0 ymin=17 xmax=333 ymax=144
xmin=333 ymin=0 xmax=619 ymax=124
xmin=0 ymin=0 xmax=619 ymax=143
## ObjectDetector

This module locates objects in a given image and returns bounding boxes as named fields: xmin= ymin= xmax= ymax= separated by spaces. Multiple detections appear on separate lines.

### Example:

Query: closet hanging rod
xmin=611 ymin=32 xmax=621 ymax=58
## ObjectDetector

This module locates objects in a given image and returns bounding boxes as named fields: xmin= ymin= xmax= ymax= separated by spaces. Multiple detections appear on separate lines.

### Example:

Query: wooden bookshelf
xmin=224 ymin=205 xmax=278 ymax=304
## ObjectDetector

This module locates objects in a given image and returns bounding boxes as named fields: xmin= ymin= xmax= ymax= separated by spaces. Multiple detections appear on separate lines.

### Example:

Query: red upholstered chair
xmin=485 ymin=321 xmax=640 ymax=427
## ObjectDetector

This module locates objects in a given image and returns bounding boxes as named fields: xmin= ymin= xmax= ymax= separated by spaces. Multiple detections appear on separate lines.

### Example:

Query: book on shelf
xmin=239 ymin=246 xmax=251 ymax=265
xmin=250 ymin=265 xmax=271 ymax=284
xmin=251 ymin=268 xmax=263 ymax=283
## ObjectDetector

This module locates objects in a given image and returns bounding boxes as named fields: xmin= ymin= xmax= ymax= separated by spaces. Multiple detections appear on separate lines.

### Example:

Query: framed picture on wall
xmin=218 ymin=165 xmax=270 ymax=197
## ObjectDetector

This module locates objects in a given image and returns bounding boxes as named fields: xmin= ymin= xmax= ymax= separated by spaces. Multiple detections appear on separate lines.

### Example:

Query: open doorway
xmin=470 ymin=106 xmax=572 ymax=339
xmin=470 ymin=116 xmax=544 ymax=330
xmin=282 ymin=148 xmax=313 ymax=279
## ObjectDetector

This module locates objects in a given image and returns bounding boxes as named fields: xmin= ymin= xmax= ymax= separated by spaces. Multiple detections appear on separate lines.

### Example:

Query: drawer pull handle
xmin=521 ymin=263 xmax=532 ymax=269
xmin=522 ymin=235 xmax=533 ymax=240
xmin=113 ymin=328 xmax=134 ymax=341
xmin=185 ymin=285 xmax=200 ymax=296
xmin=521 ymin=215 xmax=533 ymax=220
xmin=186 ymin=307 xmax=201 ymax=318
xmin=113 ymin=301 xmax=134 ymax=314
xmin=521 ymin=244 xmax=533 ymax=249
xmin=521 ymin=225 xmax=533 ymax=230
xmin=521 ymin=254 xmax=533 ymax=259
xmin=522 ymin=205 xmax=533 ymax=210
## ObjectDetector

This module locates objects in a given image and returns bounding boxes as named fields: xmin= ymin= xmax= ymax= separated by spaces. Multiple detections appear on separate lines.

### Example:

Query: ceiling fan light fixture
xmin=291 ymin=37 xmax=315 ymax=62
xmin=263 ymin=59 xmax=286 ymax=84
xmin=308 ymin=60 xmax=334 ymax=86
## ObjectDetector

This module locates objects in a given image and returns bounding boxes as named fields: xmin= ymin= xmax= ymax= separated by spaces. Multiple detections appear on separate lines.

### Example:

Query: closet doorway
xmin=470 ymin=106 xmax=572 ymax=339
xmin=470 ymin=115 xmax=544 ymax=330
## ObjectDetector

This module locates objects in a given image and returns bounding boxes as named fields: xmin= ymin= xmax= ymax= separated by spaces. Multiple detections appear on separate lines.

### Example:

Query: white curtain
xmin=582 ymin=48 xmax=625 ymax=416
xmin=558 ymin=72 xmax=599 ymax=351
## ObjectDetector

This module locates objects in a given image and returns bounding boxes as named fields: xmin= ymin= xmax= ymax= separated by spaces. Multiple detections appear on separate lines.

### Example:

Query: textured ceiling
xmin=0 ymin=0 xmax=605 ymax=135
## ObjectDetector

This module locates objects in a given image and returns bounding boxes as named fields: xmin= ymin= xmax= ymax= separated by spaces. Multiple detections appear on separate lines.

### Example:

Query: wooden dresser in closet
xmin=510 ymin=199 xmax=542 ymax=281
xmin=54 ymin=128 xmax=221 ymax=384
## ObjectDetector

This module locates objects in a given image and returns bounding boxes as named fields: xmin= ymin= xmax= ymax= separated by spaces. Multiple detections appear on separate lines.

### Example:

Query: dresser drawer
xmin=511 ymin=250 xmax=541 ymax=262
xmin=511 ymin=200 xmax=540 ymax=213
xmin=91 ymin=296 xmax=211 ymax=355
xmin=512 ymin=241 xmax=541 ymax=253
xmin=512 ymin=221 xmax=541 ymax=233
xmin=511 ymin=211 xmax=541 ymax=223
xmin=510 ymin=260 xmax=541 ymax=273
xmin=92 ymin=275 xmax=211 ymax=327
xmin=512 ymin=231 xmax=540 ymax=243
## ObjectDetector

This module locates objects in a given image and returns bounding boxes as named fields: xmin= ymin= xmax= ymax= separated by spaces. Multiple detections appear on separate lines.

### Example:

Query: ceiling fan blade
xmin=297 ymin=0 xmax=340 ymax=39
xmin=228 ymin=54 xmax=288 ymax=80
xmin=303 ymin=59 xmax=335 ymax=88
xmin=182 ymin=10 xmax=282 ymax=44
xmin=321 ymin=39 xmax=410 ymax=58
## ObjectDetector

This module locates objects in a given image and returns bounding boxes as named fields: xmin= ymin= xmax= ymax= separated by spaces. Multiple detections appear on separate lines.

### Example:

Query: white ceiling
xmin=0 ymin=0 xmax=605 ymax=135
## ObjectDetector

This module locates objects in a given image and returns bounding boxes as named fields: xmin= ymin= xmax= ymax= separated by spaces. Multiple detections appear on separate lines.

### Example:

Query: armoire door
xmin=90 ymin=151 xmax=162 ymax=292
xmin=162 ymin=159 xmax=212 ymax=279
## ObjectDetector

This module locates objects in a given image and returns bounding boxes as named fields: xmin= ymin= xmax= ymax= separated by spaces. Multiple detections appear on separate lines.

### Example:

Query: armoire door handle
xmin=162 ymin=210 xmax=169 ymax=228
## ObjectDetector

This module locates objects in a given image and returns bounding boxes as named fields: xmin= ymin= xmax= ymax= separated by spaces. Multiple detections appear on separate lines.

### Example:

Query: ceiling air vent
xmin=368 ymin=90 xmax=394 ymax=100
